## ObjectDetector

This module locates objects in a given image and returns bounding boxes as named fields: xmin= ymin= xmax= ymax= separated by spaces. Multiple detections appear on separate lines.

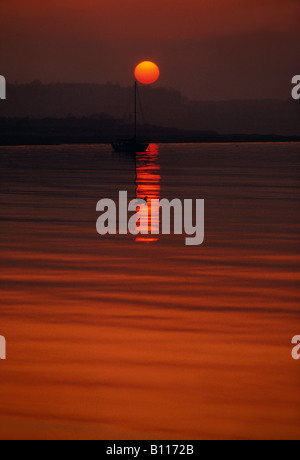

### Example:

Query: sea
xmin=0 ymin=142 xmax=299 ymax=439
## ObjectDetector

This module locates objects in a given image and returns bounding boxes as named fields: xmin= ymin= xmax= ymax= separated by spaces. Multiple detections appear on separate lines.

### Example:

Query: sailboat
xmin=112 ymin=81 xmax=149 ymax=153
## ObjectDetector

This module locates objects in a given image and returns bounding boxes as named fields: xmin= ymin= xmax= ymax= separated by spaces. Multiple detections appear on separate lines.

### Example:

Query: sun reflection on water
xmin=135 ymin=144 xmax=161 ymax=243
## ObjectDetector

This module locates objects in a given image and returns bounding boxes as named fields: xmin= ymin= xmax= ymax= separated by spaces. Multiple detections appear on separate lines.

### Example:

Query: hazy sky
xmin=0 ymin=0 xmax=299 ymax=99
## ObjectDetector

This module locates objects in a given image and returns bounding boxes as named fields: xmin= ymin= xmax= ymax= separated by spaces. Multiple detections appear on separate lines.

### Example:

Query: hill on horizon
xmin=0 ymin=82 xmax=299 ymax=136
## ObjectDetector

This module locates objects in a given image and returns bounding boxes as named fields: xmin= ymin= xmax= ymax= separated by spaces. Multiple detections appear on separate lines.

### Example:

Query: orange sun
xmin=134 ymin=61 xmax=160 ymax=85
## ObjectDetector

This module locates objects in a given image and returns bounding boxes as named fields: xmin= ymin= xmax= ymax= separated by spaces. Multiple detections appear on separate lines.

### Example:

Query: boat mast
xmin=134 ymin=80 xmax=137 ymax=140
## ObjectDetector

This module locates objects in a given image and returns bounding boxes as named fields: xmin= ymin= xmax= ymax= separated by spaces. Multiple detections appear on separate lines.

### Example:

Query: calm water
xmin=0 ymin=143 xmax=300 ymax=440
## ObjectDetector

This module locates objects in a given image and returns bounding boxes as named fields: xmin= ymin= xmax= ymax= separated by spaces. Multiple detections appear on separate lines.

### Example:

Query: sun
xmin=134 ymin=61 xmax=160 ymax=85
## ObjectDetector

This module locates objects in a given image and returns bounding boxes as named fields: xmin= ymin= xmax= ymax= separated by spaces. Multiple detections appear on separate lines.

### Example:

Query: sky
xmin=0 ymin=0 xmax=299 ymax=100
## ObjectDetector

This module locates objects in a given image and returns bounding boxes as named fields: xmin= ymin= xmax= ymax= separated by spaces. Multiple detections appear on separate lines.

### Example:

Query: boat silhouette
xmin=112 ymin=81 xmax=149 ymax=153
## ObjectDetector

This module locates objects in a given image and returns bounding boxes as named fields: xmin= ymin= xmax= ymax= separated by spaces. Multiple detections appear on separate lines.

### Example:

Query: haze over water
xmin=0 ymin=143 xmax=299 ymax=440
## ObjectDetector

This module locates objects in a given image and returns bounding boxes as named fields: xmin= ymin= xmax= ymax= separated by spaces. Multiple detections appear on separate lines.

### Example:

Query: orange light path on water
xmin=135 ymin=144 xmax=161 ymax=243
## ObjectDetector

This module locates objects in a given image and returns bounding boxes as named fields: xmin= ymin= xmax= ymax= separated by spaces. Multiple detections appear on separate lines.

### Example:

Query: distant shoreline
xmin=1 ymin=140 xmax=300 ymax=147
xmin=1 ymin=136 xmax=300 ymax=147
xmin=1 ymin=138 xmax=300 ymax=147
xmin=0 ymin=117 xmax=299 ymax=146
